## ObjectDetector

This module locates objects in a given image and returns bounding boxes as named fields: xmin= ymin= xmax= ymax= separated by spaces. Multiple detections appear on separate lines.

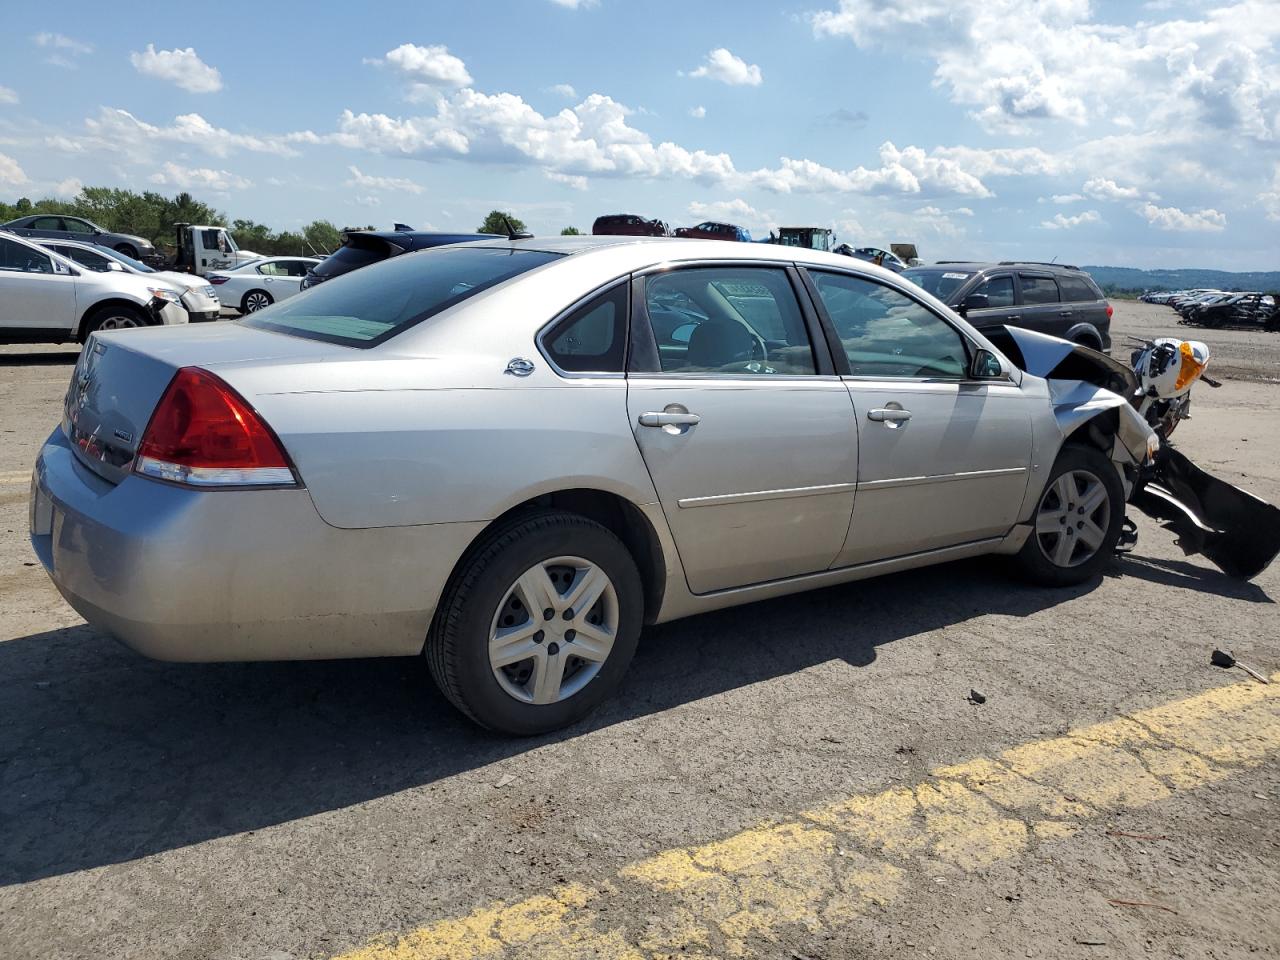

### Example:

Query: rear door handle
xmin=639 ymin=412 xmax=701 ymax=427
xmin=867 ymin=408 xmax=912 ymax=423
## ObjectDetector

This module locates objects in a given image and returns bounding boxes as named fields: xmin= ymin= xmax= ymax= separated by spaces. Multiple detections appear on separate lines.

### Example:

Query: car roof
xmin=926 ymin=261 xmax=1085 ymax=273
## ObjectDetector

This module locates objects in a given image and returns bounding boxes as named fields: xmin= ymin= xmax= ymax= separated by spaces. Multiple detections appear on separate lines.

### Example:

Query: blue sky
xmin=1 ymin=0 xmax=1277 ymax=269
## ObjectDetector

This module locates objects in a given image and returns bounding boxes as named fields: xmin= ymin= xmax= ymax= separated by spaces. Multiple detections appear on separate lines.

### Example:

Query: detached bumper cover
xmin=1132 ymin=445 xmax=1280 ymax=580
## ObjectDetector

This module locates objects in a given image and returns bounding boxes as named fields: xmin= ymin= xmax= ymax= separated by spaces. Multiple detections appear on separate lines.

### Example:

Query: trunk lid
xmin=64 ymin=322 xmax=346 ymax=485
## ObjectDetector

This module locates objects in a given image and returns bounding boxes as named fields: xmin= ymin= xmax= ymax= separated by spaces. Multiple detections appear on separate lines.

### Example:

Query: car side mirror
xmin=52 ymin=260 xmax=74 ymax=276
xmin=970 ymin=348 xmax=1004 ymax=380
xmin=107 ymin=261 xmax=125 ymax=272
xmin=958 ymin=293 xmax=989 ymax=317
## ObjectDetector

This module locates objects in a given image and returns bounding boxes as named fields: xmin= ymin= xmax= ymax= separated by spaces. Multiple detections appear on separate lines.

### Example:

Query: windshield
xmin=243 ymin=246 xmax=563 ymax=347
xmin=100 ymin=246 xmax=156 ymax=273
xmin=902 ymin=268 xmax=974 ymax=302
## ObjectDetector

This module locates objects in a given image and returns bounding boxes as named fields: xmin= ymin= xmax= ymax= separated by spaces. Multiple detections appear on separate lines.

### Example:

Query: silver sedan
xmin=30 ymin=237 xmax=1154 ymax=734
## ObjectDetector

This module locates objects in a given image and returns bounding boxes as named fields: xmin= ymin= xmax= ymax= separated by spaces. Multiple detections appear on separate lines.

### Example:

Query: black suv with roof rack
xmin=902 ymin=261 xmax=1113 ymax=351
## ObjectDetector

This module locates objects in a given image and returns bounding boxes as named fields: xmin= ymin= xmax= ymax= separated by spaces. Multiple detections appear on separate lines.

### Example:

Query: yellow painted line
xmin=333 ymin=674 xmax=1280 ymax=959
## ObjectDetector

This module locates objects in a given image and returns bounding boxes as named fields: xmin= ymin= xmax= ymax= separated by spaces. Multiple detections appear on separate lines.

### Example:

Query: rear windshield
xmin=310 ymin=241 xmax=387 ymax=278
xmin=243 ymin=246 xmax=562 ymax=347
xmin=902 ymin=268 xmax=973 ymax=303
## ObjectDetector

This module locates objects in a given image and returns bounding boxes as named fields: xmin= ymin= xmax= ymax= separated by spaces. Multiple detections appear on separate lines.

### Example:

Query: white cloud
xmin=545 ymin=170 xmax=588 ymax=190
xmin=1041 ymin=209 xmax=1102 ymax=230
xmin=354 ymin=195 xmax=382 ymax=207
xmin=688 ymin=48 xmax=763 ymax=86
xmin=1050 ymin=193 xmax=1084 ymax=204
xmin=0 ymin=86 xmax=18 ymax=105
xmin=953 ymin=207 xmax=974 ymax=216
xmin=551 ymin=83 xmax=577 ymax=98
xmin=34 ymin=32 xmax=91 ymax=67
xmin=51 ymin=177 xmax=83 ymax=198
xmin=129 ymin=44 xmax=223 ymax=94
xmin=1082 ymin=177 xmax=1144 ymax=201
xmin=149 ymin=161 xmax=251 ymax=191
xmin=548 ymin=0 xmax=598 ymax=6
xmin=746 ymin=142 xmax=997 ymax=198
xmin=1261 ymin=168 xmax=1280 ymax=221
xmin=83 ymin=107 xmax=313 ymax=158
xmin=690 ymin=105 xmax=706 ymax=119
xmin=344 ymin=164 xmax=423 ymax=193
xmin=688 ymin=198 xmax=763 ymax=222
xmin=0 ymin=152 xmax=29 ymax=186
xmin=376 ymin=43 xmax=472 ymax=88
xmin=1138 ymin=202 xmax=1227 ymax=232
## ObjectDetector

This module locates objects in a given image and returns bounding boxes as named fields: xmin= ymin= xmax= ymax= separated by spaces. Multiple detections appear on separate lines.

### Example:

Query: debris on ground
xmin=968 ymin=689 xmax=987 ymax=705
xmin=1107 ymin=898 xmax=1179 ymax=914
xmin=1106 ymin=830 xmax=1170 ymax=841
xmin=1210 ymin=648 xmax=1270 ymax=684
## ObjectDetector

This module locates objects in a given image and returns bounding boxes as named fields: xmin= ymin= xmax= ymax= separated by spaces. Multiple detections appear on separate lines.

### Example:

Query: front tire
xmin=113 ymin=243 xmax=139 ymax=259
xmin=1015 ymin=443 xmax=1124 ymax=586
xmin=426 ymin=510 xmax=643 ymax=735
xmin=241 ymin=290 xmax=273 ymax=313
xmin=81 ymin=304 xmax=148 ymax=341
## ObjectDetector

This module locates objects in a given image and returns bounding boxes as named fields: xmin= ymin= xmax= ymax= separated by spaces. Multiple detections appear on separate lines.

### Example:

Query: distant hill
xmin=1082 ymin=265 xmax=1280 ymax=294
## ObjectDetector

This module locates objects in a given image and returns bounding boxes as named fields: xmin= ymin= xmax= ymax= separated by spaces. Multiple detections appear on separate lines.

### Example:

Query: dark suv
xmin=902 ymin=261 xmax=1113 ymax=350
xmin=300 ymin=230 xmax=500 ymax=290
xmin=673 ymin=221 xmax=752 ymax=242
xmin=592 ymin=214 xmax=670 ymax=237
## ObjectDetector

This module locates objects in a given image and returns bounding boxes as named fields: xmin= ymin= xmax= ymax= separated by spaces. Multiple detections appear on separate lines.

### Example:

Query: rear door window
xmin=32 ymin=216 xmax=63 ymax=230
xmin=1058 ymin=276 xmax=1098 ymax=302
xmin=1020 ymin=275 xmax=1060 ymax=304
xmin=244 ymin=246 xmax=562 ymax=347
xmin=541 ymin=284 xmax=628 ymax=374
xmin=974 ymin=275 xmax=1015 ymax=307
xmin=642 ymin=266 xmax=817 ymax=375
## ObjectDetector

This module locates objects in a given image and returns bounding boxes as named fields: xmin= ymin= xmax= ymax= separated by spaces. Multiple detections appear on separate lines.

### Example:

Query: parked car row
xmin=0 ymin=230 xmax=191 ymax=343
xmin=1140 ymin=288 xmax=1278 ymax=330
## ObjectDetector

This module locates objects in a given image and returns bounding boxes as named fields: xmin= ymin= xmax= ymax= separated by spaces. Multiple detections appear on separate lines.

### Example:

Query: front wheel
xmin=81 ymin=303 xmax=148 ymax=341
xmin=241 ymin=290 xmax=273 ymax=313
xmin=426 ymin=511 xmax=643 ymax=735
xmin=113 ymin=243 xmax=139 ymax=259
xmin=1015 ymin=443 xmax=1124 ymax=586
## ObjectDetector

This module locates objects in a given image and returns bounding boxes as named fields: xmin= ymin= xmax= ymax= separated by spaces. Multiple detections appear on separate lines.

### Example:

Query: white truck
xmin=166 ymin=223 xmax=262 ymax=277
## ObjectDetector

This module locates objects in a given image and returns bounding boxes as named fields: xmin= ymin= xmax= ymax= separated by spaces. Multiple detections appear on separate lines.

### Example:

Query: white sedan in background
xmin=208 ymin=257 xmax=321 ymax=314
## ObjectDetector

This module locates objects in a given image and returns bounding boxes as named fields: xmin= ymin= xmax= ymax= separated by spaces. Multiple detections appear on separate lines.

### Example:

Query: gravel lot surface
xmin=1 ymin=301 xmax=1277 ymax=960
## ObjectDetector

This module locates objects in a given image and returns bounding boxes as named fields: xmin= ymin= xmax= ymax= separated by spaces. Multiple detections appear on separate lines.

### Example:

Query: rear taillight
xmin=1105 ymin=302 xmax=1114 ymax=319
xmin=208 ymin=275 xmax=228 ymax=284
xmin=134 ymin=367 xmax=297 ymax=487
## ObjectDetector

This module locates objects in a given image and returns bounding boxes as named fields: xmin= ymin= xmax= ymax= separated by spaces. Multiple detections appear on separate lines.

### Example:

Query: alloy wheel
xmin=1035 ymin=469 xmax=1110 ymax=568
xmin=489 ymin=555 xmax=619 ymax=705
xmin=245 ymin=292 xmax=271 ymax=312
xmin=97 ymin=314 xmax=141 ymax=330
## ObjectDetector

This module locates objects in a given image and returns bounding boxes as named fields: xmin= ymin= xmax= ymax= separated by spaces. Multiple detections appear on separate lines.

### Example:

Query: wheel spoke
xmin=530 ymin=649 xmax=567 ymax=705
xmin=1077 ymin=481 xmax=1107 ymax=517
xmin=490 ymin=621 xmax=542 ymax=667
xmin=1052 ymin=474 xmax=1076 ymax=509
xmin=569 ymin=621 xmax=614 ymax=662
xmin=1051 ymin=531 xmax=1076 ymax=566
xmin=564 ymin=565 xmax=609 ymax=619
xmin=515 ymin=565 xmax=560 ymax=615
xmin=1036 ymin=509 xmax=1064 ymax=534
xmin=1077 ymin=518 xmax=1106 ymax=552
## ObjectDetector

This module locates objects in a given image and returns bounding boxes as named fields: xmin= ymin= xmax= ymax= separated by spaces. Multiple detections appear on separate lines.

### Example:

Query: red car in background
xmin=592 ymin=214 xmax=670 ymax=237
xmin=673 ymin=221 xmax=753 ymax=242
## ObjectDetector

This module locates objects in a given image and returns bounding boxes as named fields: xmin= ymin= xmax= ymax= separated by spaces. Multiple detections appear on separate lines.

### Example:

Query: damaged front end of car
xmin=988 ymin=326 xmax=1280 ymax=580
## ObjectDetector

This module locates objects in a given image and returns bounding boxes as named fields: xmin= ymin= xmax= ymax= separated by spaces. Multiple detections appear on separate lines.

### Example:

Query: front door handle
xmin=639 ymin=411 xmax=701 ymax=427
xmin=867 ymin=408 xmax=912 ymax=423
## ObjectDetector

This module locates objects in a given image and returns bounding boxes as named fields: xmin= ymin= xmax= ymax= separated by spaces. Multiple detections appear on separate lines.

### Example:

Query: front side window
xmin=1020 ymin=275 xmax=1060 ymax=304
xmin=64 ymin=248 xmax=111 ymax=271
xmin=282 ymin=260 xmax=312 ymax=277
xmin=542 ymin=284 xmax=628 ymax=373
xmin=975 ymin=275 xmax=1015 ymax=308
xmin=244 ymin=246 xmax=562 ymax=347
xmin=32 ymin=216 xmax=63 ymax=230
xmin=0 ymin=237 xmax=54 ymax=273
xmin=811 ymin=271 xmax=968 ymax=379
xmin=642 ymin=266 xmax=816 ymax=375
xmin=63 ymin=218 xmax=95 ymax=235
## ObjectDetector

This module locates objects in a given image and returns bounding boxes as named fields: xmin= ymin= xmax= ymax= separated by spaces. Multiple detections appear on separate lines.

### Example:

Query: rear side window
xmin=244 ymin=246 xmax=562 ymax=347
xmin=1058 ymin=276 xmax=1099 ymax=302
xmin=542 ymin=284 xmax=628 ymax=373
xmin=312 ymin=240 xmax=388 ymax=277
xmin=974 ymin=275 xmax=1015 ymax=308
xmin=1020 ymin=275 xmax=1060 ymax=304
xmin=32 ymin=216 xmax=63 ymax=230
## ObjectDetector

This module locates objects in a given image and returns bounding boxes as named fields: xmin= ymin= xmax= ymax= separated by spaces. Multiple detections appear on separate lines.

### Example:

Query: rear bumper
xmin=30 ymin=428 xmax=486 ymax=661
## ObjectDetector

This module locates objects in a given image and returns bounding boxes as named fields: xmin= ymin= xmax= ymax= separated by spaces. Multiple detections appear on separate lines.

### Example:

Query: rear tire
xmin=81 ymin=304 xmax=148 ymax=341
xmin=1015 ymin=443 xmax=1124 ymax=587
xmin=241 ymin=290 xmax=273 ymax=313
xmin=426 ymin=510 xmax=643 ymax=735
xmin=113 ymin=243 xmax=139 ymax=259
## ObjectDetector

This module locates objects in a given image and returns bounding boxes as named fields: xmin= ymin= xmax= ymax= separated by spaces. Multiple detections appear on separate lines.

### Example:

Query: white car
xmin=0 ymin=231 xmax=187 ymax=344
xmin=37 ymin=238 xmax=221 ymax=323
xmin=207 ymin=257 xmax=321 ymax=313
